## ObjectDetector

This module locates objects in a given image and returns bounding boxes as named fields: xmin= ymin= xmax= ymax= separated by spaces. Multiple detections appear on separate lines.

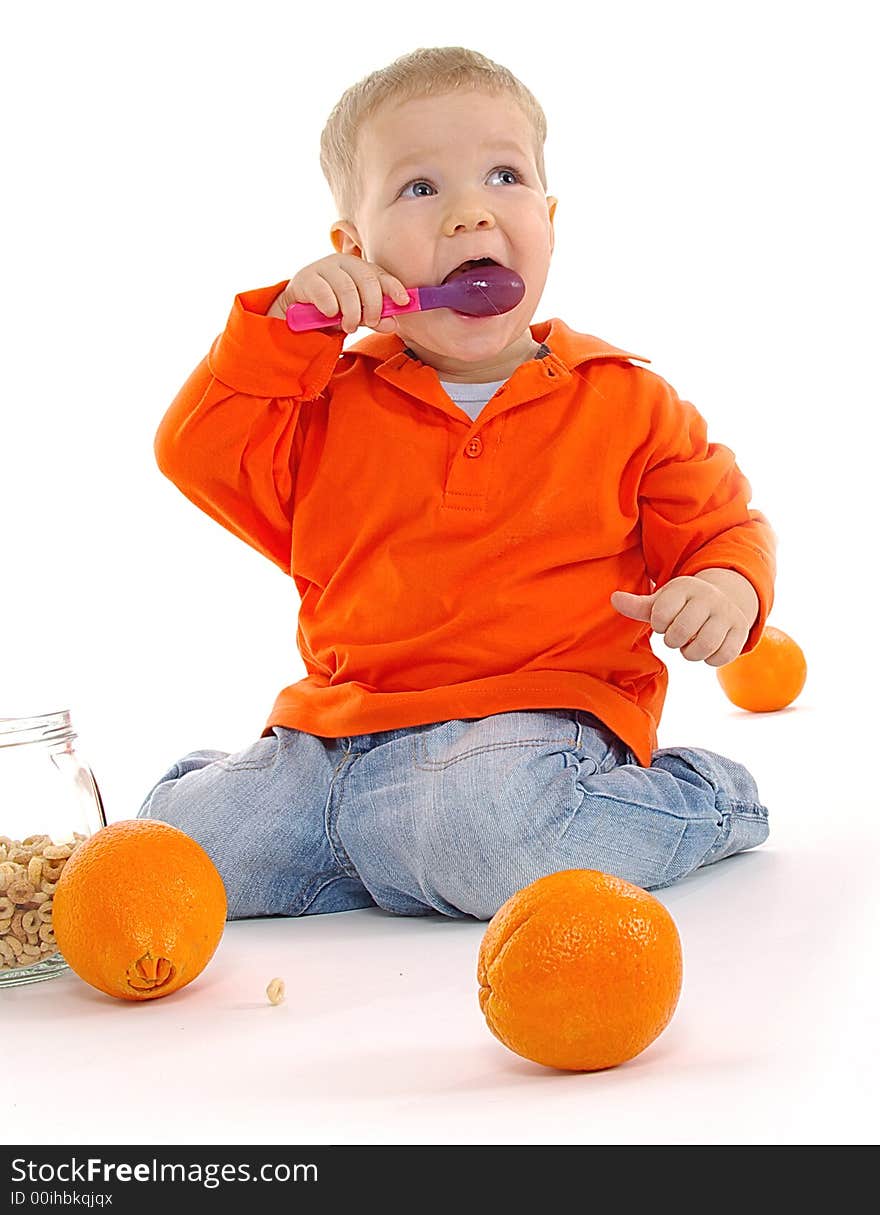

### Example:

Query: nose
xmin=443 ymin=207 xmax=496 ymax=237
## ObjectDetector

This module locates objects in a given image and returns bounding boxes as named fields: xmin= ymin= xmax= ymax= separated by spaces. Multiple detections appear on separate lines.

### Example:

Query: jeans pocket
xmin=218 ymin=731 xmax=280 ymax=774
xmin=413 ymin=710 xmax=582 ymax=772
xmin=571 ymin=711 xmax=633 ymax=776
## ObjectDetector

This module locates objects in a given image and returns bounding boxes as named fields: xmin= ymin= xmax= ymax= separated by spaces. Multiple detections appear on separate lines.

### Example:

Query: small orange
xmin=478 ymin=869 xmax=682 ymax=1071
xmin=717 ymin=624 xmax=807 ymax=712
xmin=52 ymin=819 xmax=227 ymax=1001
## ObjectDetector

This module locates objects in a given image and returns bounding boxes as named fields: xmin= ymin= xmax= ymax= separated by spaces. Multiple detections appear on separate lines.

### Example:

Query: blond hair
xmin=319 ymin=46 xmax=548 ymax=225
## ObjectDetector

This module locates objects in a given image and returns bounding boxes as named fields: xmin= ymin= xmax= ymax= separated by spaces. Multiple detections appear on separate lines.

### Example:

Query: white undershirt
xmin=438 ymin=379 xmax=507 ymax=422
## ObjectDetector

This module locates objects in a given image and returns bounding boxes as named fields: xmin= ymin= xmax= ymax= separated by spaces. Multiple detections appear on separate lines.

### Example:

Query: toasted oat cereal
xmin=0 ymin=833 xmax=84 ymax=973
xmin=266 ymin=977 xmax=285 ymax=1006
xmin=6 ymin=880 xmax=35 ymax=906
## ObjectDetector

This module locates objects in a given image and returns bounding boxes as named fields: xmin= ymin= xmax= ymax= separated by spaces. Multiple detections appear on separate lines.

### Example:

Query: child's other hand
xmin=610 ymin=575 xmax=752 ymax=667
xmin=267 ymin=253 xmax=410 ymax=334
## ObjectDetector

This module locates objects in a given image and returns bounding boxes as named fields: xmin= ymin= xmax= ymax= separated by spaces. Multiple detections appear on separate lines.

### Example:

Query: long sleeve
xmin=154 ymin=281 xmax=345 ymax=573
xmin=637 ymin=375 xmax=776 ymax=652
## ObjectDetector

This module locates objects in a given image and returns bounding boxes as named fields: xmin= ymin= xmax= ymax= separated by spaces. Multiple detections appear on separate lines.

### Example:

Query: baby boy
xmin=138 ymin=46 xmax=776 ymax=921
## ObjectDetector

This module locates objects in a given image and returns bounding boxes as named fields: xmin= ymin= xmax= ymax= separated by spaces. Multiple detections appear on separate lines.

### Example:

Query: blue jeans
xmin=136 ymin=709 xmax=769 ymax=921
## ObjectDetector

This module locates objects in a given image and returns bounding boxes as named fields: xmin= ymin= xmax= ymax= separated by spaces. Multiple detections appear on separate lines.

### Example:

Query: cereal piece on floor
xmin=266 ymin=977 xmax=285 ymax=1006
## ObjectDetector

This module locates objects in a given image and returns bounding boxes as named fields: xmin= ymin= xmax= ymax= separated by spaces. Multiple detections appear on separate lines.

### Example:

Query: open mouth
xmin=441 ymin=257 xmax=500 ymax=286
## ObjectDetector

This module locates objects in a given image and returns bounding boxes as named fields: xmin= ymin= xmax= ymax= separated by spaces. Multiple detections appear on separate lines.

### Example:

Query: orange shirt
xmin=155 ymin=280 xmax=776 ymax=766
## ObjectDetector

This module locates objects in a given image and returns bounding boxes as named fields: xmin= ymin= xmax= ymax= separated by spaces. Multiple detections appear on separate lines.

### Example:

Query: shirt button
xmin=465 ymin=436 xmax=483 ymax=458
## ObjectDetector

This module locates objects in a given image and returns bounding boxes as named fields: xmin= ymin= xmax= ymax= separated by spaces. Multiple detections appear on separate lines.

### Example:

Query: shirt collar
xmin=346 ymin=317 xmax=651 ymax=373
xmin=344 ymin=318 xmax=652 ymax=428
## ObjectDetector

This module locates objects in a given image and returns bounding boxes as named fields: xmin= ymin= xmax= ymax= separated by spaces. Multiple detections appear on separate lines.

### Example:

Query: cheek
xmin=525 ymin=209 xmax=554 ymax=250
xmin=374 ymin=227 xmax=426 ymax=271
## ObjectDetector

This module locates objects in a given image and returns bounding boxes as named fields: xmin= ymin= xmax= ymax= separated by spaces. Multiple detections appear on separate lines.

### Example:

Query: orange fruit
xmin=717 ymin=624 xmax=807 ymax=712
xmin=52 ymin=819 xmax=227 ymax=1001
xmin=477 ymin=869 xmax=682 ymax=1071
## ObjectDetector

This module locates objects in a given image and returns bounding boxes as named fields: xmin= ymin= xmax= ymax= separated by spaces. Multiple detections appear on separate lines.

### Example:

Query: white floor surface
xmin=4 ymin=659 xmax=878 ymax=1147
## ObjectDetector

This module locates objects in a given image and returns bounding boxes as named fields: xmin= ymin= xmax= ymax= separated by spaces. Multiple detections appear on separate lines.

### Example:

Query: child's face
xmin=331 ymin=90 xmax=557 ymax=377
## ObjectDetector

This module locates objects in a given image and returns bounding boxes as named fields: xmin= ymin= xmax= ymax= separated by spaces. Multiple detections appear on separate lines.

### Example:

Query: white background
xmin=2 ymin=0 xmax=878 ymax=1147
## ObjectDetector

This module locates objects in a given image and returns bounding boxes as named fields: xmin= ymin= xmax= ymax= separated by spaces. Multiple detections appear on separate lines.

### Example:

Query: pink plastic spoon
xmin=285 ymin=264 xmax=525 ymax=332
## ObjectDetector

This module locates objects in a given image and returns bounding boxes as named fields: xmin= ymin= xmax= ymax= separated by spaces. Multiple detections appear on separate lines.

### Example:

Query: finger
xmin=659 ymin=600 xmax=710 ymax=649
xmin=362 ymin=270 xmax=409 ymax=329
xmin=705 ymin=626 xmax=750 ymax=668
xmin=680 ymin=618 xmax=730 ymax=663
xmin=375 ymin=317 xmax=399 ymax=334
xmin=322 ymin=270 xmax=363 ymax=332
xmin=379 ymin=271 xmax=411 ymax=306
xmin=649 ymin=583 xmax=693 ymax=634
xmin=609 ymin=590 xmax=655 ymax=622
xmin=357 ymin=269 xmax=386 ymax=330
xmin=294 ymin=276 xmax=341 ymax=320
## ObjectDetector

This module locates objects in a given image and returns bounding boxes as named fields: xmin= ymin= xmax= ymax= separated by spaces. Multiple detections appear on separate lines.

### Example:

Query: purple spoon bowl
xmin=418 ymin=264 xmax=526 ymax=316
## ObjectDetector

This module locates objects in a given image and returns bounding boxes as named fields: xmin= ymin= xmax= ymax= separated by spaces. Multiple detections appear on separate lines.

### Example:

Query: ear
xmin=330 ymin=220 xmax=364 ymax=257
xmin=547 ymin=196 xmax=558 ymax=254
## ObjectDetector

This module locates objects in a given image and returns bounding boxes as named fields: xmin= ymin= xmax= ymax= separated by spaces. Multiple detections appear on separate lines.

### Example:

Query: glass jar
xmin=0 ymin=710 xmax=106 ymax=986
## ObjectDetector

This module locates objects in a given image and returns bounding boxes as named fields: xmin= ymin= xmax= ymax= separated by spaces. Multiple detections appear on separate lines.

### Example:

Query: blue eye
xmin=492 ymin=168 xmax=522 ymax=186
xmin=403 ymin=181 xmax=436 ymax=198
xmin=399 ymin=166 xmax=523 ymax=198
